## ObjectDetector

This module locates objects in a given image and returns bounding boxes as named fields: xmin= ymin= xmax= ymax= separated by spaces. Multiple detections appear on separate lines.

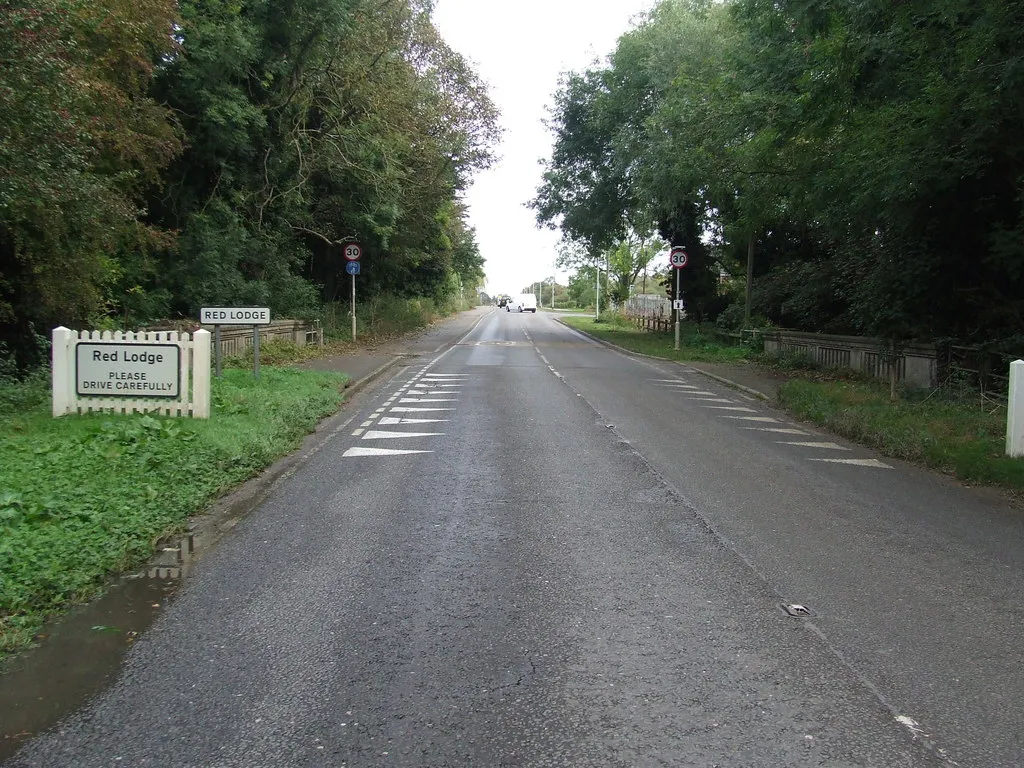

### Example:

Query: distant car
xmin=507 ymin=293 xmax=537 ymax=313
xmin=497 ymin=297 xmax=508 ymax=308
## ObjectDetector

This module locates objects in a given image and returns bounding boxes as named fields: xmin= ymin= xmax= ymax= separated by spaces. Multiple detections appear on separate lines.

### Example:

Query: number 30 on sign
xmin=669 ymin=247 xmax=688 ymax=268
xmin=344 ymin=243 xmax=362 ymax=261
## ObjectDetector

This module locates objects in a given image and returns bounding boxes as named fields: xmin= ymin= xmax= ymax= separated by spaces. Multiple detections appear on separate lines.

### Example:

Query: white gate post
xmin=51 ymin=326 xmax=74 ymax=417
xmin=192 ymin=329 xmax=211 ymax=418
xmin=1006 ymin=360 xmax=1024 ymax=457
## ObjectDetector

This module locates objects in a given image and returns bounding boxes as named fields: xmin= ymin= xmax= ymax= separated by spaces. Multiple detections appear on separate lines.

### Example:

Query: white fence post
xmin=51 ymin=326 xmax=74 ymax=417
xmin=1006 ymin=360 xmax=1024 ymax=457
xmin=192 ymin=329 xmax=211 ymax=418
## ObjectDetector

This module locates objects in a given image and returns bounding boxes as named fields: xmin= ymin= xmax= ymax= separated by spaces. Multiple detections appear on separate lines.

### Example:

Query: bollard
xmin=1006 ymin=360 xmax=1024 ymax=457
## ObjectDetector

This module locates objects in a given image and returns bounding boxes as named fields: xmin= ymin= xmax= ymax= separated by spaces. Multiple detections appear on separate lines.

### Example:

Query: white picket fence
xmin=52 ymin=327 xmax=211 ymax=418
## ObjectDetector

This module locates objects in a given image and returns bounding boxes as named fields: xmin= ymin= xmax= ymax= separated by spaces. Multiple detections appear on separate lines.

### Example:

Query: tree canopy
xmin=0 ymin=0 xmax=499 ymax=366
xmin=534 ymin=0 xmax=1024 ymax=344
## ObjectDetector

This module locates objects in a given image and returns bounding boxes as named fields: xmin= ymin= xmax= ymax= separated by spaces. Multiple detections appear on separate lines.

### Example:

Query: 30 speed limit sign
xmin=343 ymin=243 xmax=362 ymax=261
xmin=669 ymin=247 xmax=689 ymax=268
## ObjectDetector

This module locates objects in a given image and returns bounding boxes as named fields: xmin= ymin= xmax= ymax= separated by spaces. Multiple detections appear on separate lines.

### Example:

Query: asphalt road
xmin=7 ymin=309 xmax=1022 ymax=766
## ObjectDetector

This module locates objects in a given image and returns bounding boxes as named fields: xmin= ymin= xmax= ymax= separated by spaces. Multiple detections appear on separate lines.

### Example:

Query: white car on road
xmin=506 ymin=293 xmax=538 ymax=313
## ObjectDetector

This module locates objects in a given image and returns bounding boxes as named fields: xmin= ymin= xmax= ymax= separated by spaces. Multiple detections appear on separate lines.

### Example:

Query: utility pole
xmin=594 ymin=262 xmax=600 ymax=320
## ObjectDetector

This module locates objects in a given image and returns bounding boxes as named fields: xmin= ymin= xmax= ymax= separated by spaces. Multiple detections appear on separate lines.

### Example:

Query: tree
xmin=0 ymin=0 xmax=180 ymax=365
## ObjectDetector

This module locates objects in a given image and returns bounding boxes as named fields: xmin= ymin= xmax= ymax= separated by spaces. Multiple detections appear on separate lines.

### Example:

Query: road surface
xmin=7 ymin=310 xmax=1023 ymax=766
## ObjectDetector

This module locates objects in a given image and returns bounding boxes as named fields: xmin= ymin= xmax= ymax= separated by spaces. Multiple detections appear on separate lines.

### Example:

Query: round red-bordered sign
xmin=343 ymin=243 xmax=362 ymax=261
xmin=669 ymin=247 xmax=689 ymax=268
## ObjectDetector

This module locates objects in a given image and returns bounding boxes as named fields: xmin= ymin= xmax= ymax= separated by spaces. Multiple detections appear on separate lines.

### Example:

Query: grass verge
xmin=777 ymin=378 xmax=1024 ymax=489
xmin=0 ymin=366 xmax=346 ymax=658
xmin=560 ymin=314 xmax=751 ymax=363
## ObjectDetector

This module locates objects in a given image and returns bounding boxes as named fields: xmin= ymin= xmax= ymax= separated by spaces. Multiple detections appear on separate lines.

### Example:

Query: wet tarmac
xmin=0 ymin=534 xmax=196 ymax=762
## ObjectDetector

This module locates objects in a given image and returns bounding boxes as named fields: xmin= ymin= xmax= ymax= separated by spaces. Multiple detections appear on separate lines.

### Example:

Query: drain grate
xmin=781 ymin=603 xmax=814 ymax=618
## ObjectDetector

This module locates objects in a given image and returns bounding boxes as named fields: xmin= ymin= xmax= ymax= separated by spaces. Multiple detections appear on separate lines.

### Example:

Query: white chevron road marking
xmin=343 ymin=447 xmax=432 ymax=457
xmin=362 ymin=430 xmax=443 ymax=440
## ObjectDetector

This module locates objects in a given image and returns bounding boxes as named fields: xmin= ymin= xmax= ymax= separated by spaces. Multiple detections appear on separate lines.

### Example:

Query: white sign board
xmin=673 ymin=299 xmax=686 ymax=310
xmin=200 ymin=307 xmax=271 ymax=325
xmin=76 ymin=343 xmax=181 ymax=398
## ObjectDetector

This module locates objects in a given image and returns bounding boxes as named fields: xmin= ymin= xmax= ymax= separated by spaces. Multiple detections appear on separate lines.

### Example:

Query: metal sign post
xmin=669 ymin=247 xmax=689 ymax=351
xmin=252 ymin=325 xmax=260 ymax=380
xmin=344 ymin=243 xmax=362 ymax=342
xmin=675 ymin=269 xmax=681 ymax=351
xmin=214 ymin=325 xmax=222 ymax=377
xmin=199 ymin=307 xmax=272 ymax=380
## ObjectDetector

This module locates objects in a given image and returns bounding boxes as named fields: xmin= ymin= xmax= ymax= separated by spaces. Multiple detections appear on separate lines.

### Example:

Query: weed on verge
xmin=560 ymin=315 xmax=750 ymax=364
xmin=0 ymin=367 xmax=346 ymax=658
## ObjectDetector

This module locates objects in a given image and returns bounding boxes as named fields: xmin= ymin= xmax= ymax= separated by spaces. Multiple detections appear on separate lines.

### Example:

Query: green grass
xmin=560 ymin=314 xmax=751 ymax=363
xmin=0 ymin=366 xmax=346 ymax=657
xmin=778 ymin=378 xmax=1024 ymax=489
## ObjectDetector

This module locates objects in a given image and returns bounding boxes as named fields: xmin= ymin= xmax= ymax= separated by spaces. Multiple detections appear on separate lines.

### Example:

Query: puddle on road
xmin=0 ymin=534 xmax=197 ymax=762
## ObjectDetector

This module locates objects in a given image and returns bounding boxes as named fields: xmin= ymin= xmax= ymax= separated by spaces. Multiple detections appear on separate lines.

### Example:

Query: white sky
xmin=432 ymin=0 xmax=656 ymax=297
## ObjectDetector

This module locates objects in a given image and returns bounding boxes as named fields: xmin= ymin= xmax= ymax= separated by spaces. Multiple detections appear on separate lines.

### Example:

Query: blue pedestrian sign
xmin=345 ymin=261 xmax=361 ymax=276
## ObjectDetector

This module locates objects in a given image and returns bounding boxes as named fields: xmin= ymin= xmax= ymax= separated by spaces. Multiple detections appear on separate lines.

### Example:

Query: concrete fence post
xmin=192 ymin=329 xmax=211 ymax=418
xmin=1006 ymin=360 xmax=1024 ymax=457
xmin=51 ymin=326 xmax=73 ymax=417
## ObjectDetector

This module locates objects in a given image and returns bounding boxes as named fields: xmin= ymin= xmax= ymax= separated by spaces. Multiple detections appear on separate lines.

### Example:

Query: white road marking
xmin=378 ymin=417 xmax=448 ymax=425
xmin=742 ymin=427 xmax=809 ymax=435
xmin=722 ymin=416 xmax=781 ymax=422
xmin=390 ymin=407 xmax=454 ymax=413
xmin=406 ymin=390 xmax=456 ymax=395
xmin=362 ymin=430 xmax=444 ymax=440
xmin=706 ymin=406 xmax=757 ymax=412
xmin=811 ymin=458 xmax=893 ymax=469
xmin=360 ymin=420 xmax=374 ymax=427
xmin=422 ymin=374 xmax=468 ymax=378
xmin=343 ymin=447 xmax=432 ymax=457
xmin=374 ymin=408 xmax=386 ymax=414
xmin=894 ymin=716 xmax=926 ymax=737
xmin=352 ymin=428 xmax=364 ymax=436
xmin=398 ymin=398 xmax=457 ymax=403
xmin=779 ymin=441 xmax=850 ymax=450
xmin=690 ymin=391 xmax=719 ymax=395
xmin=686 ymin=397 xmax=734 ymax=403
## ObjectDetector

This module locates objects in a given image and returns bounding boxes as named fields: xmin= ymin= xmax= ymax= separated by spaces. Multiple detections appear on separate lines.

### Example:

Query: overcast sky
xmin=432 ymin=0 xmax=656 ymax=297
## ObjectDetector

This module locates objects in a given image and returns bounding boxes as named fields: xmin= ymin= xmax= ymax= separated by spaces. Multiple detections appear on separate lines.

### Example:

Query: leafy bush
xmin=323 ymin=294 xmax=451 ymax=342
